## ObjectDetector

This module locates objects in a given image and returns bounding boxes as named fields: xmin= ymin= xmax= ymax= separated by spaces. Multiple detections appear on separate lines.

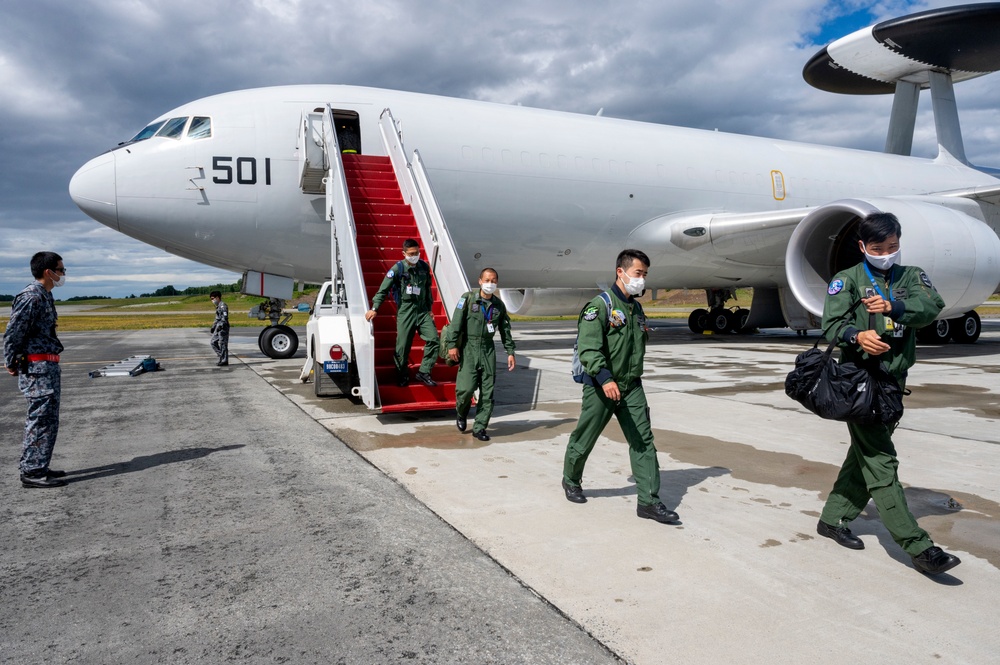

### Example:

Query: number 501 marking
xmin=212 ymin=156 xmax=272 ymax=185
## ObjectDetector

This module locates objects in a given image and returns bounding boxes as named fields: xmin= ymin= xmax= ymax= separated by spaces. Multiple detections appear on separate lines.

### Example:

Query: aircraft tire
xmin=688 ymin=308 xmax=708 ymax=333
xmin=950 ymin=310 xmax=981 ymax=344
xmin=917 ymin=319 xmax=951 ymax=344
xmin=261 ymin=325 xmax=299 ymax=359
xmin=257 ymin=328 xmax=268 ymax=354
xmin=709 ymin=308 xmax=730 ymax=334
xmin=728 ymin=308 xmax=751 ymax=333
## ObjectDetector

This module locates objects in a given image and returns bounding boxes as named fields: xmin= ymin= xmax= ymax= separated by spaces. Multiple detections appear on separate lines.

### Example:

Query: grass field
xmin=0 ymin=293 xmax=311 ymax=333
xmin=2 ymin=288 xmax=997 ymax=333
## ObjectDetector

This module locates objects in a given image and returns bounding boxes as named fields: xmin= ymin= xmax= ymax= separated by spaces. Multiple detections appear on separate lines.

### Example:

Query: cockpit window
xmin=156 ymin=117 xmax=189 ymax=139
xmin=187 ymin=116 xmax=212 ymax=140
xmin=126 ymin=120 xmax=166 ymax=144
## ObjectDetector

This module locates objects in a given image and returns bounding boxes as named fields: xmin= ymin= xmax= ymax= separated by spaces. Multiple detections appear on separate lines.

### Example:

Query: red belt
xmin=26 ymin=354 xmax=60 ymax=363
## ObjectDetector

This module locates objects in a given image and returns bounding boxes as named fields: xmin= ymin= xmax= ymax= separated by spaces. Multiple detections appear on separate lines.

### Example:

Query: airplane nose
xmin=69 ymin=151 xmax=118 ymax=229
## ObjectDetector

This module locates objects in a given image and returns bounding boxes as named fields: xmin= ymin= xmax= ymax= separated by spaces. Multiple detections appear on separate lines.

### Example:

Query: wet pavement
xmin=3 ymin=320 xmax=999 ymax=663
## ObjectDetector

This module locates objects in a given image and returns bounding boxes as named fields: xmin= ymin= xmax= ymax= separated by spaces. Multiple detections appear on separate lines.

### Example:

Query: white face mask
xmin=620 ymin=271 xmax=645 ymax=296
xmin=404 ymin=254 xmax=420 ymax=265
xmin=480 ymin=282 xmax=497 ymax=295
xmin=864 ymin=247 xmax=900 ymax=271
xmin=52 ymin=272 xmax=66 ymax=288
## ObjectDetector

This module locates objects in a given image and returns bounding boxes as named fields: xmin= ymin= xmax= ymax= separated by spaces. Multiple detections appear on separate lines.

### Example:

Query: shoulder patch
xmin=386 ymin=269 xmax=395 ymax=279
xmin=582 ymin=306 xmax=599 ymax=321
xmin=456 ymin=297 xmax=465 ymax=309
xmin=919 ymin=271 xmax=933 ymax=288
xmin=827 ymin=278 xmax=844 ymax=295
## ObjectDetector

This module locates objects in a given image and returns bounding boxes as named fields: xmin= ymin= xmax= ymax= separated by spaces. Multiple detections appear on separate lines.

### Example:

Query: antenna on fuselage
xmin=802 ymin=3 xmax=1000 ymax=163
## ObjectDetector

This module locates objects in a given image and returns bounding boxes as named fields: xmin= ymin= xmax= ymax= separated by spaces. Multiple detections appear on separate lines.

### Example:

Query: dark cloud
xmin=1 ymin=0 xmax=998 ymax=297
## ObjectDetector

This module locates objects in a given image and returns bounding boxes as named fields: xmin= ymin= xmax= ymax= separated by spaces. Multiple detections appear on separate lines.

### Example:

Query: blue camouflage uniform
xmin=211 ymin=300 xmax=229 ymax=364
xmin=3 ymin=282 xmax=64 ymax=475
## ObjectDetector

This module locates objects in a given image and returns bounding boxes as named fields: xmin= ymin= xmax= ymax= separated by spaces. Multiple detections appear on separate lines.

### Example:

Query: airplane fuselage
xmin=70 ymin=85 xmax=999 ymax=290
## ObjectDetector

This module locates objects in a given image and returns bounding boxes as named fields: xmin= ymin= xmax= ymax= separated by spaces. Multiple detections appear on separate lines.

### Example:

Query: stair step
xmin=350 ymin=202 xmax=413 ymax=216
xmin=347 ymin=185 xmax=403 ymax=201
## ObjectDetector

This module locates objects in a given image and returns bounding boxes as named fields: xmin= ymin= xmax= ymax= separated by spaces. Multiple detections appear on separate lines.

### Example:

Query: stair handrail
xmin=378 ymin=108 xmax=470 ymax=315
xmin=323 ymin=105 xmax=377 ymax=409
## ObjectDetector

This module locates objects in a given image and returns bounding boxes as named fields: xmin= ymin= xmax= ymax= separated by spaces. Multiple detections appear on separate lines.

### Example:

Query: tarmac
xmin=2 ymin=320 xmax=998 ymax=664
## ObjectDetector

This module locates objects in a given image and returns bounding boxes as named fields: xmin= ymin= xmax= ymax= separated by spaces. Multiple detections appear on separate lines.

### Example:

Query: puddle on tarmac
xmin=905 ymin=383 xmax=1000 ymax=419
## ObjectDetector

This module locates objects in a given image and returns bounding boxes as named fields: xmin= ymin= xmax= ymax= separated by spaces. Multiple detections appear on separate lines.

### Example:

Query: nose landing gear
xmin=251 ymin=297 xmax=301 ymax=359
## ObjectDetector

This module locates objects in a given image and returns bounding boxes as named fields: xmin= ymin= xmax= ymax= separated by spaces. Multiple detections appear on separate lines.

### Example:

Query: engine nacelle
xmin=786 ymin=196 xmax=1000 ymax=320
xmin=500 ymin=288 xmax=604 ymax=316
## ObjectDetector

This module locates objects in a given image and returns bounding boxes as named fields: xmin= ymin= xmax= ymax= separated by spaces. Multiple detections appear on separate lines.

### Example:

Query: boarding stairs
xmin=310 ymin=105 xmax=470 ymax=413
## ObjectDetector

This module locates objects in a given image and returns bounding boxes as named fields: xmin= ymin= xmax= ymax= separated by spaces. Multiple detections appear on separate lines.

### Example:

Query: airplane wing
xmin=938 ymin=183 xmax=1000 ymax=205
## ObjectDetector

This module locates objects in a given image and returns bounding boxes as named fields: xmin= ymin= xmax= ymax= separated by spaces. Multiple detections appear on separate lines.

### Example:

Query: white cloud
xmin=1 ymin=0 xmax=999 ymax=297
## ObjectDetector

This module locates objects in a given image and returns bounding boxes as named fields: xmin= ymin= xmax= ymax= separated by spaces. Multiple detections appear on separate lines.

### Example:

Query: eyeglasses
xmin=51 ymin=267 xmax=66 ymax=274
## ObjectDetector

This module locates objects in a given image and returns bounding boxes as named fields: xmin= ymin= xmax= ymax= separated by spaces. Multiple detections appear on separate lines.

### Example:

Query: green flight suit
xmin=371 ymin=259 xmax=439 ymax=375
xmin=446 ymin=291 xmax=516 ymax=434
xmin=819 ymin=261 xmax=945 ymax=556
xmin=562 ymin=286 xmax=661 ymax=506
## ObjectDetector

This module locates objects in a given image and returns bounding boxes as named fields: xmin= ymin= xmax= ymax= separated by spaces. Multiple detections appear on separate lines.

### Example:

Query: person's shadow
xmin=584 ymin=465 xmax=730 ymax=523
xmin=846 ymin=487 xmax=966 ymax=585
xmin=62 ymin=445 xmax=245 ymax=483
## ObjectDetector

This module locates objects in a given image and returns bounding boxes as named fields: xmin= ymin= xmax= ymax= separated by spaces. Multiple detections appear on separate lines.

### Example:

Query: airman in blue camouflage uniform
xmin=3 ymin=252 xmax=68 ymax=488
xmin=210 ymin=290 xmax=229 ymax=366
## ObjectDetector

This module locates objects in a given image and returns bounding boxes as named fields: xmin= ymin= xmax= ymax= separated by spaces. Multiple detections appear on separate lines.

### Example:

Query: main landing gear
xmin=251 ymin=297 xmax=301 ymax=359
xmin=687 ymin=289 xmax=752 ymax=334
xmin=916 ymin=310 xmax=981 ymax=344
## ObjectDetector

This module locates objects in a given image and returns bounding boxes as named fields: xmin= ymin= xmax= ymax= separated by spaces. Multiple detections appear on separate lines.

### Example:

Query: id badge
xmin=411 ymin=285 xmax=421 ymax=295
xmin=405 ymin=285 xmax=413 ymax=295
xmin=486 ymin=323 xmax=495 ymax=333
xmin=892 ymin=323 xmax=905 ymax=338
xmin=884 ymin=318 xmax=894 ymax=331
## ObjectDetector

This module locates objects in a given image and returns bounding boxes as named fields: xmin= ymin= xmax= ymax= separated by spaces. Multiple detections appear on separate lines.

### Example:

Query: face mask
xmin=620 ymin=271 xmax=645 ymax=296
xmin=480 ymin=282 xmax=497 ymax=295
xmin=52 ymin=272 xmax=66 ymax=288
xmin=404 ymin=254 xmax=420 ymax=265
xmin=864 ymin=247 xmax=900 ymax=271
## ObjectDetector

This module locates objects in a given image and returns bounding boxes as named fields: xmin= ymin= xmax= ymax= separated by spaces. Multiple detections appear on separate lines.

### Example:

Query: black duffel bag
xmin=784 ymin=300 xmax=904 ymax=426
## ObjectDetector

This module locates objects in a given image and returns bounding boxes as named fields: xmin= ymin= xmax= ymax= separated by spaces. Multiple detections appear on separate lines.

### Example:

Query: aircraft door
xmin=333 ymin=111 xmax=361 ymax=155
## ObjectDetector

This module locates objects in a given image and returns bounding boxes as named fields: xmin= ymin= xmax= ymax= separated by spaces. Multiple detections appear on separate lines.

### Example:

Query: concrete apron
xmin=247 ymin=322 xmax=1000 ymax=665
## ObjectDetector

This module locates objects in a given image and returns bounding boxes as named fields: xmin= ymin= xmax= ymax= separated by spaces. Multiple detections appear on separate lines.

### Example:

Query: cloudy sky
xmin=2 ymin=0 xmax=999 ymax=298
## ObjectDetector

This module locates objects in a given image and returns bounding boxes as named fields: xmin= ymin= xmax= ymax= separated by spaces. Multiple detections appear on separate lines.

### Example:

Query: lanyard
xmin=481 ymin=300 xmax=495 ymax=323
xmin=863 ymin=263 xmax=895 ymax=301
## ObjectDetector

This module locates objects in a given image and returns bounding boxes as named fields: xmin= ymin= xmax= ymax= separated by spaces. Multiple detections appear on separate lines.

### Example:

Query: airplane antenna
xmin=802 ymin=3 xmax=1000 ymax=163
xmin=596 ymin=108 xmax=604 ymax=117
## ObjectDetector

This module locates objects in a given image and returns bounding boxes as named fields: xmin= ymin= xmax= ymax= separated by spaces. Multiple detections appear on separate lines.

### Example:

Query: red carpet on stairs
xmin=343 ymin=153 xmax=458 ymax=413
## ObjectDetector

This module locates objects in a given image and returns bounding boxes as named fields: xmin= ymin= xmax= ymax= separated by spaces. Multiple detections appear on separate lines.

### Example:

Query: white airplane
xmin=70 ymin=3 xmax=1000 ymax=365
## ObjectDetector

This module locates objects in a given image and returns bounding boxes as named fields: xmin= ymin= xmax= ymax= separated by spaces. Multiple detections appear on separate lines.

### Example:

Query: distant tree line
xmin=0 ymin=294 xmax=12 ymax=302
xmin=136 ymin=281 xmax=242 ymax=298
xmin=66 ymin=295 xmax=112 ymax=301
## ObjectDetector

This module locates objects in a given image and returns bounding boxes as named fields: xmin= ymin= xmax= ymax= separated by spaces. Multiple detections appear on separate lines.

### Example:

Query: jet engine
xmin=500 ymin=288 xmax=604 ymax=316
xmin=786 ymin=196 xmax=1000 ymax=320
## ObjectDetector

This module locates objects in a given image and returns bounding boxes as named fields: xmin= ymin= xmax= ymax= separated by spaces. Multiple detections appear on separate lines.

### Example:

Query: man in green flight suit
xmin=446 ymin=267 xmax=516 ymax=441
xmin=561 ymin=249 xmax=679 ymax=524
xmin=817 ymin=212 xmax=961 ymax=576
xmin=366 ymin=238 xmax=439 ymax=387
